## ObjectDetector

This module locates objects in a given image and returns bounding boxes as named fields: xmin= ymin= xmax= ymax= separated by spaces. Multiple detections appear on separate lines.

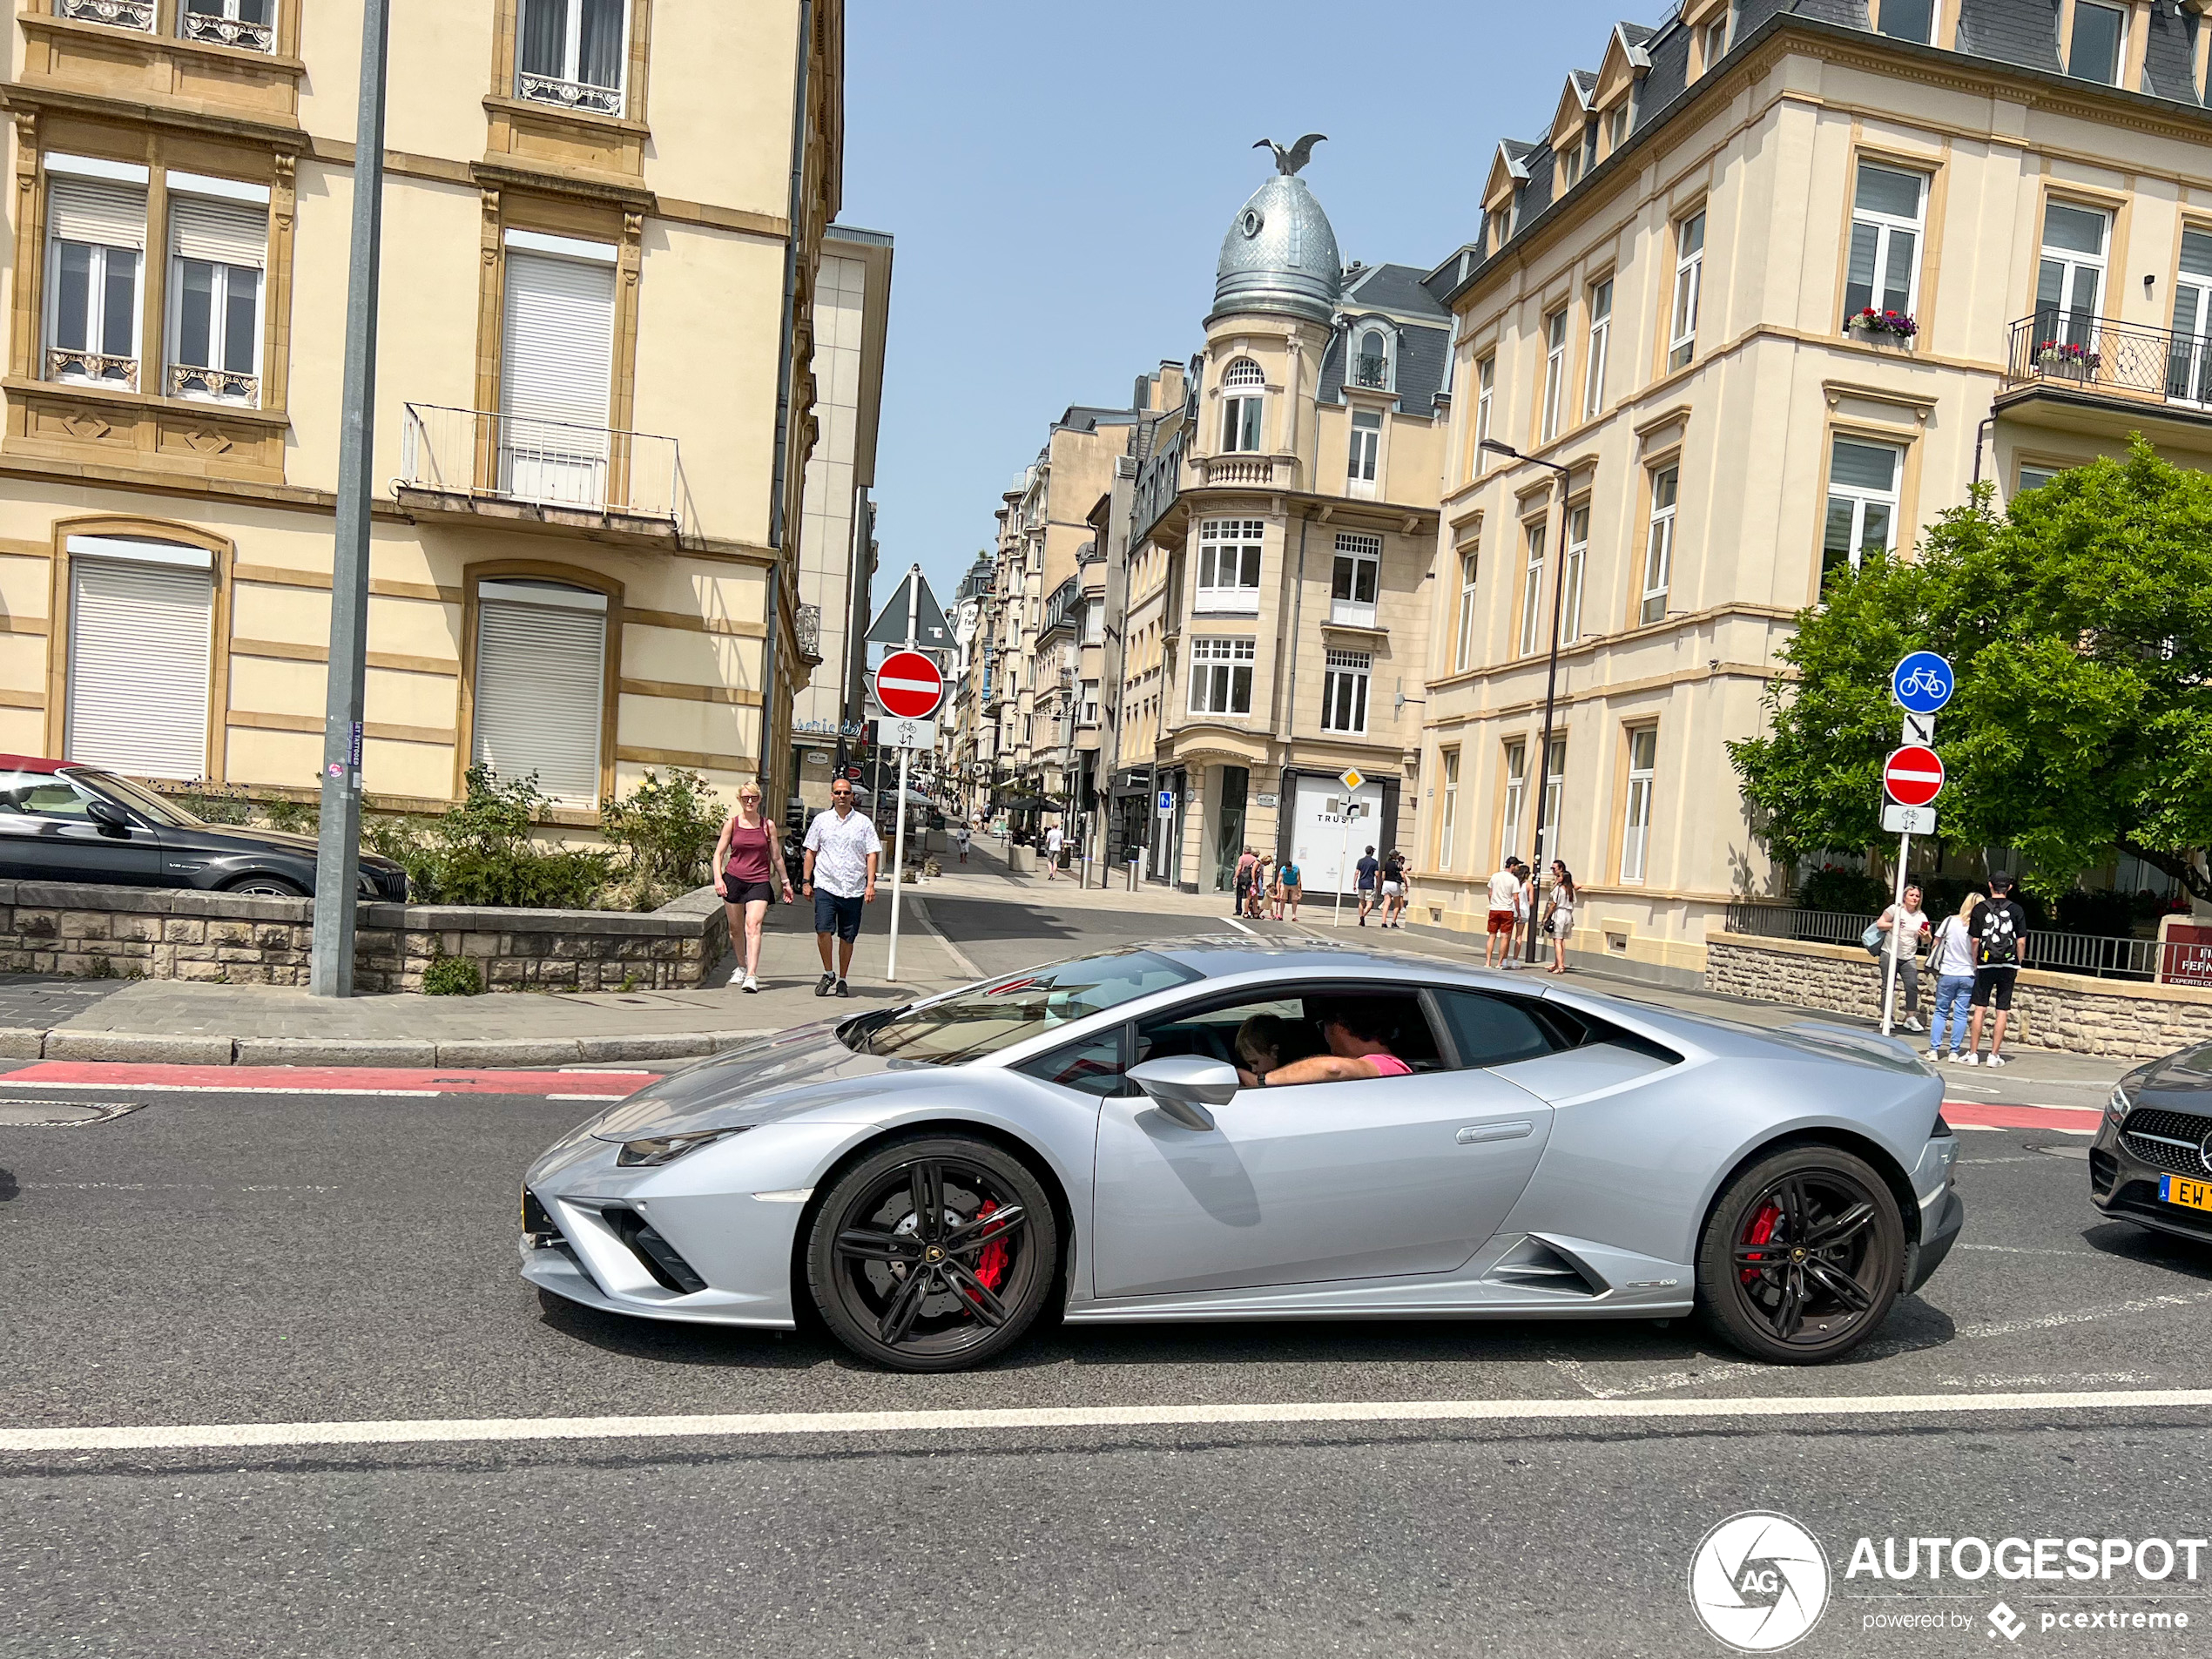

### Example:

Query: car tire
xmin=226 ymin=875 xmax=307 ymax=898
xmin=806 ymin=1133 xmax=1059 ymax=1373
xmin=1695 ymin=1143 xmax=1905 ymax=1366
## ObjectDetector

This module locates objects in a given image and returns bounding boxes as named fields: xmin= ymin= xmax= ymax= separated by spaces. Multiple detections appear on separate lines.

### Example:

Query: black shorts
xmin=1970 ymin=967 xmax=2018 ymax=1011
xmin=724 ymin=879 xmax=775 ymax=905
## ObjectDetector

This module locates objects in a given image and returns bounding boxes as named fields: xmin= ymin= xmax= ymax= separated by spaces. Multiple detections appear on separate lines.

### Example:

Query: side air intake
xmin=1484 ymin=1236 xmax=1608 ymax=1298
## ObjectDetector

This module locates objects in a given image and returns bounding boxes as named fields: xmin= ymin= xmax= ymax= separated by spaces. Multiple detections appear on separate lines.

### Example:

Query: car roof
xmin=0 ymin=753 xmax=78 ymax=775
xmin=1151 ymin=937 xmax=1500 ymax=984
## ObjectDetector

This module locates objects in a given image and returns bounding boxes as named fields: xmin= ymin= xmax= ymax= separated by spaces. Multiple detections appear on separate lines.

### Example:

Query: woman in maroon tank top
xmin=711 ymin=782 xmax=795 ymax=993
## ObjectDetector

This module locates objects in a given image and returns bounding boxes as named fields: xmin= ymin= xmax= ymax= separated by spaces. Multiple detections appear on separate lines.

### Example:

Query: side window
xmin=1434 ymin=989 xmax=1567 ymax=1068
xmin=1134 ymin=988 xmax=1447 ymax=1076
xmin=1016 ymin=1026 xmax=1129 ymax=1098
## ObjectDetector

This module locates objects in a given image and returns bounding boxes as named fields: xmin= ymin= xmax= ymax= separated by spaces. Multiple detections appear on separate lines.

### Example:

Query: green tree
xmin=1730 ymin=439 xmax=2212 ymax=905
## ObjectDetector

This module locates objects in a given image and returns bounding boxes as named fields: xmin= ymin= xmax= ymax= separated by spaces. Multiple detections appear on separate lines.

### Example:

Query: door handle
xmin=1457 ymin=1121 xmax=1534 ymax=1144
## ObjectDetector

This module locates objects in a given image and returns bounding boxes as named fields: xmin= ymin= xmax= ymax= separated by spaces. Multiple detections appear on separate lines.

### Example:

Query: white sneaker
xmin=1926 ymin=1049 xmax=1941 ymax=1063
xmin=1959 ymin=1052 xmax=1979 ymax=1066
xmin=742 ymin=974 xmax=759 ymax=994
xmin=1986 ymin=1054 xmax=2007 ymax=1068
xmin=1903 ymin=1016 xmax=1923 ymax=1033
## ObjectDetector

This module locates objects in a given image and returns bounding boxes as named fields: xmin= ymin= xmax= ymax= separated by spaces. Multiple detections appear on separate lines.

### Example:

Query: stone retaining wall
xmin=0 ymin=880 xmax=730 ymax=993
xmin=1705 ymin=931 xmax=2212 ymax=1061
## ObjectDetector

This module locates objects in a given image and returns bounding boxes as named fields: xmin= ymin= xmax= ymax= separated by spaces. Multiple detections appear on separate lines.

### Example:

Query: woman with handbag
xmin=712 ymin=781 xmax=797 ymax=994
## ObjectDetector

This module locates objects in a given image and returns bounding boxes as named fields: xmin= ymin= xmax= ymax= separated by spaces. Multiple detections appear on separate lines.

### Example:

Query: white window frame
xmin=1320 ymin=649 xmax=1372 ymax=735
xmin=1640 ymin=466 xmax=1679 ymax=625
xmin=1539 ymin=737 xmax=1566 ymax=867
xmin=1669 ymin=211 xmax=1706 ymax=371
xmin=1195 ymin=518 xmax=1264 ymax=615
xmin=1439 ymin=747 xmax=1460 ymax=872
xmin=1518 ymin=520 xmax=1547 ymax=657
xmin=1823 ymin=436 xmax=1903 ymax=579
xmin=1079 ymin=679 xmax=1099 ymax=727
xmin=1352 ymin=325 xmax=1393 ymax=392
xmin=1583 ymin=278 xmax=1612 ymax=420
xmin=1621 ymin=726 xmax=1657 ymax=884
xmin=1562 ymin=503 xmax=1588 ymax=644
xmin=1331 ymin=531 xmax=1380 ymax=627
xmin=1347 ymin=410 xmax=1380 ymax=487
xmin=1474 ymin=354 xmax=1495 ymax=461
xmin=1220 ymin=358 xmax=1265 ymax=453
xmin=1188 ymin=637 xmax=1255 ymax=717
xmin=1454 ymin=550 xmax=1480 ymax=673
xmin=44 ymin=175 xmax=146 ymax=391
xmin=1501 ymin=738 xmax=1527 ymax=863
xmin=177 ymin=0 xmax=274 ymax=50
xmin=1605 ymin=104 xmax=1629 ymax=156
xmin=1702 ymin=15 xmax=1729 ymax=68
xmin=165 ymin=189 xmax=267 ymax=406
xmin=1844 ymin=161 xmax=1926 ymax=328
xmin=2067 ymin=0 xmax=2127 ymax=86
xmin=516 ymin=0 xmax=631 ymax=116
xmin=1541 ymin=306 xmax=1569 ymax=442
xmin=2037 ymin=200 xmax=2109 ymax=349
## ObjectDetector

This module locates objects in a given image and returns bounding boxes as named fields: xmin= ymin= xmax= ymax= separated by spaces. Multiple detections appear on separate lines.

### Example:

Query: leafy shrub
xmin=263 ymin=797 xmax=318 ymax=835
xmin=421 ymin=954 xmax=482 ymax=996
xmin=1794 ymin=865 xmax=1889 ymax=915
xmin=600 ymin=768 xmax=724 ymax=893
xmin=368 ymin=767 xmax=613 ymax=909
xmin=170 ymin=779 xmax=253 ymax=826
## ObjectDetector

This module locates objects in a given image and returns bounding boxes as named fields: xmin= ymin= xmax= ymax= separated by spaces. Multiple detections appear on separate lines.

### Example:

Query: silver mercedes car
xmin=522 ymin=941 xmax=1964 ymax=1372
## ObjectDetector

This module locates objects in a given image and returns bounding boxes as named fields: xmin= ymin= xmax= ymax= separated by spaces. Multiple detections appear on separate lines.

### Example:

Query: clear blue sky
xmin=838 ymin=0 xmax=1669 ymax=608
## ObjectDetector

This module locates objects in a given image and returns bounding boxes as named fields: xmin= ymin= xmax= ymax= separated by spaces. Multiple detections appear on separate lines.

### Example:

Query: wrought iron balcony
xmin=179 ymin=2 xmax=274 ymax=51
xmin=57 ymin=0 xmax=153 ymax=30
xmin=516 ymin=71 xmax=625 ymax=118
xmin=2002 ymin=312 xmax=2212 ymax=415
xmin=399 ymin=404 xmax=682 ymax=529
xmin=1351 ymin=353 xmax=1390 ymax=389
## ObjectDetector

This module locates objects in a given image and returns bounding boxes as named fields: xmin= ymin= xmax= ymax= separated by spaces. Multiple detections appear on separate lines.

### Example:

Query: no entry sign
xmin=1882 ymin=745 xmax=1945 ymax=807
xmin=873 ymin=651 xmax=944 ymax=720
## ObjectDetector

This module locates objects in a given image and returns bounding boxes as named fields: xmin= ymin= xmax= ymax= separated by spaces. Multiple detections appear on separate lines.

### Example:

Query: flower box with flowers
xmin=1847 ymin=307 xmax=1919 ymax=341
xmin=2035 ymin=341 xmax=2100 ymax=375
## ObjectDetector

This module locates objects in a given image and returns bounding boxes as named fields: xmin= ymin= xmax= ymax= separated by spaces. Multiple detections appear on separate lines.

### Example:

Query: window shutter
xmin=48 ymin=179 xmax=146 ymax=249
xmin=470 ymin=590 xmax=607 ymax=806
xmin=65 ymin=554 xmax=213 ymax=780
xmin=170 ymin=196 xmax=266 ymax=267
xmin=500 ymin=250 xmax=616 ymax=432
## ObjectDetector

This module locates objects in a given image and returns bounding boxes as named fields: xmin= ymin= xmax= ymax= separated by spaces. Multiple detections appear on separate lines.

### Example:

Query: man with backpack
xmin=1965 ymin=872 xmax=2031 ymax=1067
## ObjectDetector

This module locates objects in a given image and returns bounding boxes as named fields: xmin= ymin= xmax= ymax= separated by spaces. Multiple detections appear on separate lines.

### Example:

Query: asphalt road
xmin=6 ymin=1072 xmax=2211 ymax=1657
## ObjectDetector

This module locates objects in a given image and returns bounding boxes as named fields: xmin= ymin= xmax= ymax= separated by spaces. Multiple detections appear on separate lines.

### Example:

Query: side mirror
xmin=85 ymin=799 xmax=131 ymax=833
xmin=1125 ymin=1055 xmax=1238 ymax=1131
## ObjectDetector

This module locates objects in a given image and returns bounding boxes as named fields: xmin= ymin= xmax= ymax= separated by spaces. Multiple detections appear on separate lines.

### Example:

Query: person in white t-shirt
xmin=1875 ymin=883 xmax=1932 ymax=1033
xmin=1043 ymin=821 xmax=1065 ymax=880
xmin=1484 ymin=860 xmax=1521 ymax=969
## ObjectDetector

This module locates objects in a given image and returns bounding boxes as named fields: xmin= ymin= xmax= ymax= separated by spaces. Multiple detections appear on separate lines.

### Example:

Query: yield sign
xmin=873 ymin=651 xmax=945 ymax=720
xmin=1882 ymin=745 xmax=1945 ymax=807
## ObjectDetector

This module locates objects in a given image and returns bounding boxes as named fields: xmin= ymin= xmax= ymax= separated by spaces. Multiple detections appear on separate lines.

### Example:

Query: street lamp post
xmin=1480 ymin=439 xmax=1574 ymax=967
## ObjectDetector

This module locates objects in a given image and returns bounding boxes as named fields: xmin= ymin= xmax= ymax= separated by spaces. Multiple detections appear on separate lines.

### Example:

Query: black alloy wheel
xmin=226 ymin=875 xmax=306 ymax=898
xmin=806 ymin=1135 xmax=1058 ymax=1372
xmin=1696 ymin=1144 xmax=1905 ymax=1365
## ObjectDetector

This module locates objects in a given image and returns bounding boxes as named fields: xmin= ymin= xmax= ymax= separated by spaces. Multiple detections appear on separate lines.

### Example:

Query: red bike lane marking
xmin=1943 ymin=1100 xmax=2101 ymax=1134
xmin=0 ymin=1062 xmax=663 ymax=1098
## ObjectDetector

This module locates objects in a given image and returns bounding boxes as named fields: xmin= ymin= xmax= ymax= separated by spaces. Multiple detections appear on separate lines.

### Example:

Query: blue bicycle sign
xmin=1891 ymin=651 xmax=1953 ymax=715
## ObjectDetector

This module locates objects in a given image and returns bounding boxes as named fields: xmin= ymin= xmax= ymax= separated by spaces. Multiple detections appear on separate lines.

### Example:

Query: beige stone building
xmin=0 ymin=0 xmax=841 ymax=826
xmin=1116 ymin=152 xmax=1448 ymax=894
xmin=1413 ymin=0 xmax=2212 ymax=983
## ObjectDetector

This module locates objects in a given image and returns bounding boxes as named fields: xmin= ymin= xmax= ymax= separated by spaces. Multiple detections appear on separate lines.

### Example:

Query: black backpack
xmin=1977 ymin=904 xmax=2020 ymax=968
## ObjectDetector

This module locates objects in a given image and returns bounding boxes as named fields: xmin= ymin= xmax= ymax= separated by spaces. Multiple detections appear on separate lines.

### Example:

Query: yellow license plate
xmin=2159 ymin=1175 xmax=2212 ymax=1212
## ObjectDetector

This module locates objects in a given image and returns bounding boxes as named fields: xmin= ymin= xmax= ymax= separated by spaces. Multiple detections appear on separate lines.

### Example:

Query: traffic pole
xmin=885 ymin=578 xmax=918 ymax=982
xmin=1334 ymin=806 xmax=1354 ymax=927
xmin=1880 ymin=829 xmax=1911 ymax=1037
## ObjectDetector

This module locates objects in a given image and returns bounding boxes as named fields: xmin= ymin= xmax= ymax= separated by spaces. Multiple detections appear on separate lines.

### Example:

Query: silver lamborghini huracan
xmin=522 ymin=941 xmax=1964 ymax=1372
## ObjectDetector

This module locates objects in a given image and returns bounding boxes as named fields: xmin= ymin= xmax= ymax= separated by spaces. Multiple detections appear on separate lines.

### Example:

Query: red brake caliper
xmin=1739 ymin=1203 xmax=1781 ymax=1284
xmin=972 ymin=1200 xmax=1009 ymax=1292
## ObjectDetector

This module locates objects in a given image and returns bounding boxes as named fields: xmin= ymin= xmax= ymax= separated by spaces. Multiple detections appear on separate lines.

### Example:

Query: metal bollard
xmin=1127 ymin=856 xmax=1140 ymax=892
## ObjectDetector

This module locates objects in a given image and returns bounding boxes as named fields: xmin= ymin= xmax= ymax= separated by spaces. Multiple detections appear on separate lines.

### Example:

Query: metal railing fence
xmin=1722 ymin=902 xmax=2168 ymax=982
xmin=399 ymin=403 xmax=682 ymax=528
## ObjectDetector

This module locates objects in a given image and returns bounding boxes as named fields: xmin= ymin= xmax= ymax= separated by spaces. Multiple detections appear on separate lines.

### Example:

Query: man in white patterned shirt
xmin=801 ymin=780 xmax=881 ymax=997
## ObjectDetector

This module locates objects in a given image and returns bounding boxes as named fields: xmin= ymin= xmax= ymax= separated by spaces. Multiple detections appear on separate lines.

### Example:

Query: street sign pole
xmin=1880 ymin=653 xmax=1954 ymax=1040
xmin=887 ymin=577 xmax=918 ymax=983
xmin=1335 ymin=806 xmax=1356 ymax=927
xmin=1881 ymin=827 xmax=1911 ymax=1038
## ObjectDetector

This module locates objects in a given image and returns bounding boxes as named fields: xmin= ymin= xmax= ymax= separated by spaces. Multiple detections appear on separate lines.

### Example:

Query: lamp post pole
xmin=1480 ymin=440 xmax=1574 ymax=968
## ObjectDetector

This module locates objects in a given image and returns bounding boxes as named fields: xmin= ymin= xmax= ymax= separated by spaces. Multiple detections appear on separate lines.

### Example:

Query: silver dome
xmin=1210 ymin=172 xmax=1343 ymax=327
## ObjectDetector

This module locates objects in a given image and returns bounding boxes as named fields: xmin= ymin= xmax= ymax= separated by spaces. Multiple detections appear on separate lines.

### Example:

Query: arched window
xmin=1220 ymin=357 xmax=1264 ymax=452
xmin=1353 ymin=327 xmax=1392 ymax=390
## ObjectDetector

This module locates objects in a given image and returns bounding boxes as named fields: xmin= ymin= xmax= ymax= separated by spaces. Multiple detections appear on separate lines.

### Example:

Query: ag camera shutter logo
xmin=1689 ymin=1512 xmax=1831 ymax=1651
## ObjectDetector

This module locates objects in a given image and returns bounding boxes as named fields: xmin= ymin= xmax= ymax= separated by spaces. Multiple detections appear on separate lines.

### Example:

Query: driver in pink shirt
xmin=1237 ymin=1001 xmax=1411 ymax=1088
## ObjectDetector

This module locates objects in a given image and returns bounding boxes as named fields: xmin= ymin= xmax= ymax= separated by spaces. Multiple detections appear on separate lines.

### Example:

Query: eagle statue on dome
xmin=1253 ymin=133 xmax=1327 ymax=176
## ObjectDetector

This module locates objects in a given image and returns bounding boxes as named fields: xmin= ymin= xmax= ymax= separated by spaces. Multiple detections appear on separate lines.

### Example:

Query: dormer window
xmin=517 ymin=0 xmax=629 ymax=118
xmin=1582 ymin=120 xmax=1600 ymax=176
xmin=1605 ymin=105 xmax=1629 ymax=155
xmin=2067 ymin=1 xmax=2126 ymax=85
xmin=1700 ymin=16 xmax=1728 ymax=71
xmin=1875 ymin=0 xmax=1936 ymax=44
xmin=1220 ymin=357 xmax=1264 ymax=452
xmin=1352 ymin=327 xmax=1392 ymax=391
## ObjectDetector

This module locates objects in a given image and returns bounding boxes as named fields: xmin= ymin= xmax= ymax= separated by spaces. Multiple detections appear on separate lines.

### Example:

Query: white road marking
xmin=547 ymin=1094 xmax=628 ymax=1102
xmin=1952 ymin=1123 xmax=2012 ymax=1132
xmin=557 ymin=1068 xmax=652 ymax=1075
xmin=10 ymin=1389 xmax=2212 ymax=1454
xmin=1954 ymin=1288 xmax=2212 ymax=1341
xmin=905 ymin=896 xmax=981 ymax=981
xmin=1958 ymin=1244 xmax=2104 ymax=1258
xmin=0 ymin=1080 xmax=442 ymax=1097
xmin=1224 ymin=917 xmax=1257 ymax=936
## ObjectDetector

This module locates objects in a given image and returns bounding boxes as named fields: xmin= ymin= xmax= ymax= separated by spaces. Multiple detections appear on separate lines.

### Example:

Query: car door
xmin=1089 ymin=983 xmax=1554 ymax=1298
xmin=0 ymin=771 xmax=161 ymax=886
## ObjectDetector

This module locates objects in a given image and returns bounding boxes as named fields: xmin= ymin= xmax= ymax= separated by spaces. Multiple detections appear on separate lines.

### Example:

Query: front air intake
xmin=604 ymin=1206 xmax=707 ymax=1295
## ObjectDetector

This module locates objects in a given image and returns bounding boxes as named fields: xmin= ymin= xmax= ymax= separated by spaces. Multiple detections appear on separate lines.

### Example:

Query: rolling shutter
xmin=48 ymin=179 xmax=146 ymax=249
xmin=501 ymin=249 xmax=615 ymax=429
xmin=470 ymin=583 xmax=606 ymax=805
xmin=170 ymin=196 xmax=266 ymax=267
xmin=65 ymin=547 xmax=213 ymax=780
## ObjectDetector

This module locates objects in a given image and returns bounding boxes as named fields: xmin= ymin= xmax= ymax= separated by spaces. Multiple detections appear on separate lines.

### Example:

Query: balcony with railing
xmin=1040 ymin=576 xmax=1082 ymax=640
xmin=517 ymin=70 xmax=624 ymax=118
xmin=57 ymin=0 xmax=153 ymax=30
xmin=1197 ymin=452 xmax=1297 ymax=489
xmin=1350 ymin=353 xmax=1391 ymax=390
xmin=398 ymin=404 xmax=683 ymax=535
xmin=178 ymin=0 xmax=274 ymax=51
xmin=2001 ymin=312 xmax=2212 ymax=422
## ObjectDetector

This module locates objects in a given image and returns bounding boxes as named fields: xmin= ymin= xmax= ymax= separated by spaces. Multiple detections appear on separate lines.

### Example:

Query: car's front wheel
xmin=1696 ymin=1143 xmax=1905 ymax=1365
xmin=225 ymin=874 xmax=306 ymax=898
xmin=806 ymin=1134 xmax=1058 ymax=1372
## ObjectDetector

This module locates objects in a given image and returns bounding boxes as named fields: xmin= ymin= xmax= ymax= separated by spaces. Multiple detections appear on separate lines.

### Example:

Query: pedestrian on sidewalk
xmin=1354 ymin=846 xmax=1379 ymax=926
xmin=1234 ymin=846 xmax=1257 ymax=921
xmin=1876 ymin=883 xmax=1932 ymax=1033
xmin=1507 ymin=859 xmax=1535 ymax=968
xmin=1249 ymin=854 xmax=1272 ymax=920
xmin=711 ymin=781 xmax=797 ymax=995
xmin=1279 ymin=856 xmax=1303 ymax=922
xmin=1484 ymin=857 xmax=1521 ymax=968
xmin=1044 ymin=820 xmax=1065 ymax=880
xmin=1380 ymin=849 xmax=1407 ymax=928
xmin=1965 ymin=872 xmax=2030 ymax=1067
xmin=1926 ymin=892 xmax=1981 ymax=1062
xmin=954 ymin=822 xmax=971 ymax=865
xmin=801 ymin=779 xmax=881 ymax=998
xmin=1543 ymin=860 xmax=1576 ymax=974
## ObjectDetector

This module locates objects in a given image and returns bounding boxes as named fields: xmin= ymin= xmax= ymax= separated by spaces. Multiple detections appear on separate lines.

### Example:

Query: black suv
xmin=0 ymin=755 xmax=408 ymax=900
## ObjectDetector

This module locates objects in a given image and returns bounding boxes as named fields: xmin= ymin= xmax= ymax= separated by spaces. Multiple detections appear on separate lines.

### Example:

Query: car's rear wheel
xmin=1696 ymin=1144 xmax=1905 ymax=1365
xmin=806 ymin=1135 xmax=1058 ymax=1372
xmin=226 ymin=874 xmax=306 ymax=898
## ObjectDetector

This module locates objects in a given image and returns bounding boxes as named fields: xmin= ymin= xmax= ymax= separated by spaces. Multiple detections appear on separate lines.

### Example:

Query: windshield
xmin=78 ymin=772 xmax=201 ymax=828
xmin=856 ymin=949 xmax=1201 ymax=1067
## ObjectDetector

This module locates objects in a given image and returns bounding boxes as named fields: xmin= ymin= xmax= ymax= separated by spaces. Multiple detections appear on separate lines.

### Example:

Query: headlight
xmin=2107 ymin=1083 xmax=2132 ymax=1126
xmin=615 ymin=1125 xmax=751 ymax=1167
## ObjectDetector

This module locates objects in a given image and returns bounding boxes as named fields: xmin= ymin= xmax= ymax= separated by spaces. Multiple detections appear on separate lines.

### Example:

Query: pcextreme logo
xmin=1689 ymin=1511 xmax=1831 ymax=1652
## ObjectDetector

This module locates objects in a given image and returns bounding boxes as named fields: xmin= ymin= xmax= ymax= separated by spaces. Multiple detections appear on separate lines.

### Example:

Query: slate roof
xmin=1428 ymin=2 xmax=2212 ymax=309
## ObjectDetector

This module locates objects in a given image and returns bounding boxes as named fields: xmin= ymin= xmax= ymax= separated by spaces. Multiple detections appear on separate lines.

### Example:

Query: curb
xmin=0 ymin=1027 xmax=777 ymax=1068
